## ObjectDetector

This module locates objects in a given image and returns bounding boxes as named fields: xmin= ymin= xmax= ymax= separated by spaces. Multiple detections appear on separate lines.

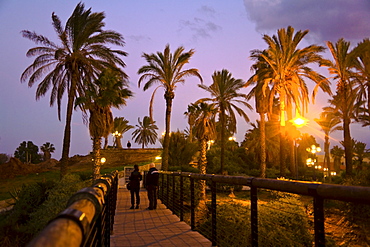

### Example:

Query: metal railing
xmin=27 ymin=171 xmax=118 ymax=247
xmin=158 ymin=171 xmax=370 ymax=247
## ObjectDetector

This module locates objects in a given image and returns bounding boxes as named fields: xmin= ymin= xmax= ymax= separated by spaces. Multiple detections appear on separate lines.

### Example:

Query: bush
xmin=198 ymin=192 xmax=312 ymax=246
xmin=0 ymin=174 xmax=90 ymax=246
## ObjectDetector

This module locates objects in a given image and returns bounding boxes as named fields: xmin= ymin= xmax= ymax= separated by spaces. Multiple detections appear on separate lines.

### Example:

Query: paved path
xmin=110 ymin=179 xmax=212 ymax=247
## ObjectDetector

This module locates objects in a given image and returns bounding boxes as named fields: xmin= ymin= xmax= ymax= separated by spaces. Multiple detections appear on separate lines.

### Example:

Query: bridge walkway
xmin=110 ymin=178 xmax=212 ymax=247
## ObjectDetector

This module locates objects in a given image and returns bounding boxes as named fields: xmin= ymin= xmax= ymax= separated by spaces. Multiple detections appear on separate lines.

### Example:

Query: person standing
xmin=127 ymin=140 xmax=131 ymax=148
xmin=145 ymin=163 xmax=159 ymax=210
xmin=129 ymin=164 xmax=142 ymax=209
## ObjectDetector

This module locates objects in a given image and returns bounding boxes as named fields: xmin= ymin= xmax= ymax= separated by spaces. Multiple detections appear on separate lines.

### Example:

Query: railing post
xmin=211 ymin=180 xmax=217 ymax=246
xmin=159 ymin=173 xmax=164 ymax=201
xmin=314 ymin=196 xmax=325 ymax=247
xmin=190 ymin=177 xmax=195 ymax=230
xmin=166 ymin=174 xmax=169 ymax=207
xmin=250 ymin=185 xmax=258 ymax=247
xmin=180 ymin=175 xmax=184 ymax=221
xmin=172 ymin=173 xmax=176 ymax=213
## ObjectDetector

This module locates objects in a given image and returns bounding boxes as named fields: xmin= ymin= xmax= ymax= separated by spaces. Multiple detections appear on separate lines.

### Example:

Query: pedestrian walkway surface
xmin=110 ymin=178 xmax=212 ymax=247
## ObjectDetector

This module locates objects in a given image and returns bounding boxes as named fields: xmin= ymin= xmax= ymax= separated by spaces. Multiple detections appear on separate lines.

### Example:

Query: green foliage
xmin=14 ymin=141 xmax=42 ymax=164
xmin=198 ymin=192 xmax=312 ymax=246
xmin=168 ymin=166 xmax=199 ymax=173
xmin=168 ymin=131 xmax=198 ymax=169
xmin=206 ymin=145 xmax=251 ymax=174
xmin=0 ymin=174 xmax=90 ymax=246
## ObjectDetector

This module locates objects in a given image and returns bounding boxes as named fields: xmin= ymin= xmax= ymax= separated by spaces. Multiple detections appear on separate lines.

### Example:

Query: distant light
xmin=101 ymin=157 xmax=106 ymax=164
xmin=290 ymin=116 xmax=308 ymax=128
xmin=155 ymin=156 xmax=162 ymax=160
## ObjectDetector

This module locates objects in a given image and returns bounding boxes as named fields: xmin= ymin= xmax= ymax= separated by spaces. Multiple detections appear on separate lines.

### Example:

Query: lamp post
xmin=112 ymin=131 xmax=122 ymax=148
xmin=290 ymin=116 xmax=308 ymax=179
xmin=306 ymin=145 xmax=321 ymax=181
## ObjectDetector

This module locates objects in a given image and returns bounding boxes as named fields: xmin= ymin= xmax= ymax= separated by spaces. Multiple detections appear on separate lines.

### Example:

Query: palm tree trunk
xmin=343 ymin=116 xmax=353 ymax=176
xmin=60 ymin=77 xmax=77 ymax=178
xmin=162 ymin=94 xmax=173 ymax=171
xmin=260 ymin=113 xmax=266 ymax=178
xmin=92 ymin=137 xmax=102 ymax=180
xmin=116 ymin=137 xmax=123 ymax=149
xmin=279 ymin=93 xmax=287 ymax=177
xmin=220 ymin=106 xmax=225 ymax=174
xmin=199 ymin=139 xmax=207 ymax=201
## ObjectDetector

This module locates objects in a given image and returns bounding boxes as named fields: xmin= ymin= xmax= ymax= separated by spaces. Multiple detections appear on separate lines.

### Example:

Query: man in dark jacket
xmin=129 ymin=164 xmax=142 ymax=209
xmin=145 ymin=163 xmax=159 ymax=210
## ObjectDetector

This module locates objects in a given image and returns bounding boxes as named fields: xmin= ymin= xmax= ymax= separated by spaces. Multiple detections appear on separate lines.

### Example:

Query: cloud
xmin=243 ymin=0 xmax=370 ymax=44
xmin=178 ymin=5 xmax=221 ymax=42
xmin=127 ymin=35 xmax=151 ymax=43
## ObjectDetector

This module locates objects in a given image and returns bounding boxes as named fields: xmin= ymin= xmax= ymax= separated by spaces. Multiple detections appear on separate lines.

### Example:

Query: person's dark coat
xmin=129 ymin=170 xmax=142 ymax=189
xmin=146 ymin=167 xmax=159 ymax=186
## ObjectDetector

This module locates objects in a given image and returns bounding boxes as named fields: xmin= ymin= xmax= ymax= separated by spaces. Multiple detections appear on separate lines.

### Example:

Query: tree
xmin=167 ymin=131 xmax=198 ymax=170
xmin=326 ymin=38 xmax=359 ymax=176
xmin=246 ymin=63 xmax=272 ymax=177
xmin=21 ymin=3 xmax=128 ymax=177
xmin=197 ymin=69 xmax=251 ymax=174
xmin=138 ymin=44 xmax=202 ymax=170
xmin=330 ymin=145 xmax=344 ymax=172
xmin=40 ymin=142 xmax=55 ymax=161
xmin=352 ymin=140 xmax=369 ymax=170
xmin=77 ymin=69 xmax=132 ymax=179
xmin=184 ymin=103 xmax=198 ymax=143
xmin=192 ymin=102 xmax=217 ymax=199
xmin=250 ymin=26 xmax=331 ymax=177
xmin=132 ymin=116 xmax=158 ymax=149
xmin=112 ymin=117 xmax=134 ymax=148
xmin=314 ymin=111 xmax=342 ymax=172
xmin=14 ymin=141 xmax=42 ymax=164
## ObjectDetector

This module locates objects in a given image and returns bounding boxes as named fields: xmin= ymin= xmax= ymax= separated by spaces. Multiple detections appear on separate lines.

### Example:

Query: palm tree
xmin=132 ymin=116 xmax=158 ymax=149
xmin=77 ymin=69 xmax=132 ymax=179
xmin=314 ymin=111 xmax=342 ymax=172
xmin=20 ymin=3 xmax=128 ymax=177
xmin=40 ymin=142 xmax=55 ymax=161
xmin=246 ymin=69 xmax=272 ymax=178
xmin=184 ymin=103 xmax=198 ymax=143
xmin=192 ymin=102 xmax=217 ymax=200
xmin=250 ymin=26 xmax=331 ymax=176
xmin=352 ymin=39 xmax=370 ymax=117
xmin=137 ymin=44 xmax=202 ymax=170
xmin=112 ymin=117 xmax=134 ymax=148
xmin=326 ymin=38 xmax=359 ymax=176
xmin=330 ymin=145 xmax=344 ymax=172
xmin=197 ymin=69 xmax=251 ymax=174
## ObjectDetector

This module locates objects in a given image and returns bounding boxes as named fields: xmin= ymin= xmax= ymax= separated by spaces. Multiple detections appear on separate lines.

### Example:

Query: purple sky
xmin=1 ymin=0 xmax=370 ymax=160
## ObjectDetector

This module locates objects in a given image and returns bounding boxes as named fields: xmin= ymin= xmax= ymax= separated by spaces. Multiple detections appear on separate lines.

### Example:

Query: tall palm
xmin=352 ymin=39 xmax=370 ymax=117
xmin=112 ymin=117 xmax=134 ymax=148
xmin=40 ymin=142 xmax=55 ymax=161
xmin=197 ymin=69 xmax=251 ymax=174
xmin=314 ymin=111 xmax=342 ymax=172
xmin=330 ymin=145 xmax=345 ymax=172
xmin=250 ymin=26 xmax=331 ymax=176
xmin=77 ymin=69 xmax=132 ymax=179
xmin=184 ymin=103 xmax=198 ymax=143
xmin=132 ymin=116 xmax=159 ymax=149
xmin=192 ymin=102 xmax=217 ymax=200
xmin=138 ymin=44 xmax=202 ymax=170
xmin=246 ymin=68 xmax=272 ymax=178
xmin=326 ymin=38 xmax=359 ymax=176
xmin=20 ymin=3 xmax=128 ymax=177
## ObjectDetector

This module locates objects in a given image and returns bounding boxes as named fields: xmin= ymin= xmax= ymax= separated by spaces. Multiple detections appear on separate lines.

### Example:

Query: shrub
xmin=0 ymin=174 xmax=90 ymax=246
xmin=198 ymin=192 xmax=312 ymax=246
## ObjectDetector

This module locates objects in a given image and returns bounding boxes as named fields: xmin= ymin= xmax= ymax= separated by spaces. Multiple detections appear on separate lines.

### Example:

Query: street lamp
xmin=306 ymin=145 xmax=321 ymax=181
xmin=112 ymin=131 xmax=121 ymax=148
xmin=290 ymin=116 xmax=308 ymax=179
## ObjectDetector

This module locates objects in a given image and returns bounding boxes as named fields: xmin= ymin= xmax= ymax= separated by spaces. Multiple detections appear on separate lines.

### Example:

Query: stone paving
xmin=110 ymin=178 xmax=212 ymax=247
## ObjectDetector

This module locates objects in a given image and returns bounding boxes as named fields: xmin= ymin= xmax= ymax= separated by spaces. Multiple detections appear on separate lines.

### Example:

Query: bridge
xmin=26 ymin=170 xmax=370 ymax=247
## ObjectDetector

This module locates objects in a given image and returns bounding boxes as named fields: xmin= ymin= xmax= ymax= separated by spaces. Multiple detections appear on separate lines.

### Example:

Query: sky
xmin=1 ymin=0 xmax=370 ymax=160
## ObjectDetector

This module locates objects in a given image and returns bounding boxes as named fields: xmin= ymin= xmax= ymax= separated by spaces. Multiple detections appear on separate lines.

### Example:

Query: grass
xmin=0 ymin=161 xmax=145 ymax=201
